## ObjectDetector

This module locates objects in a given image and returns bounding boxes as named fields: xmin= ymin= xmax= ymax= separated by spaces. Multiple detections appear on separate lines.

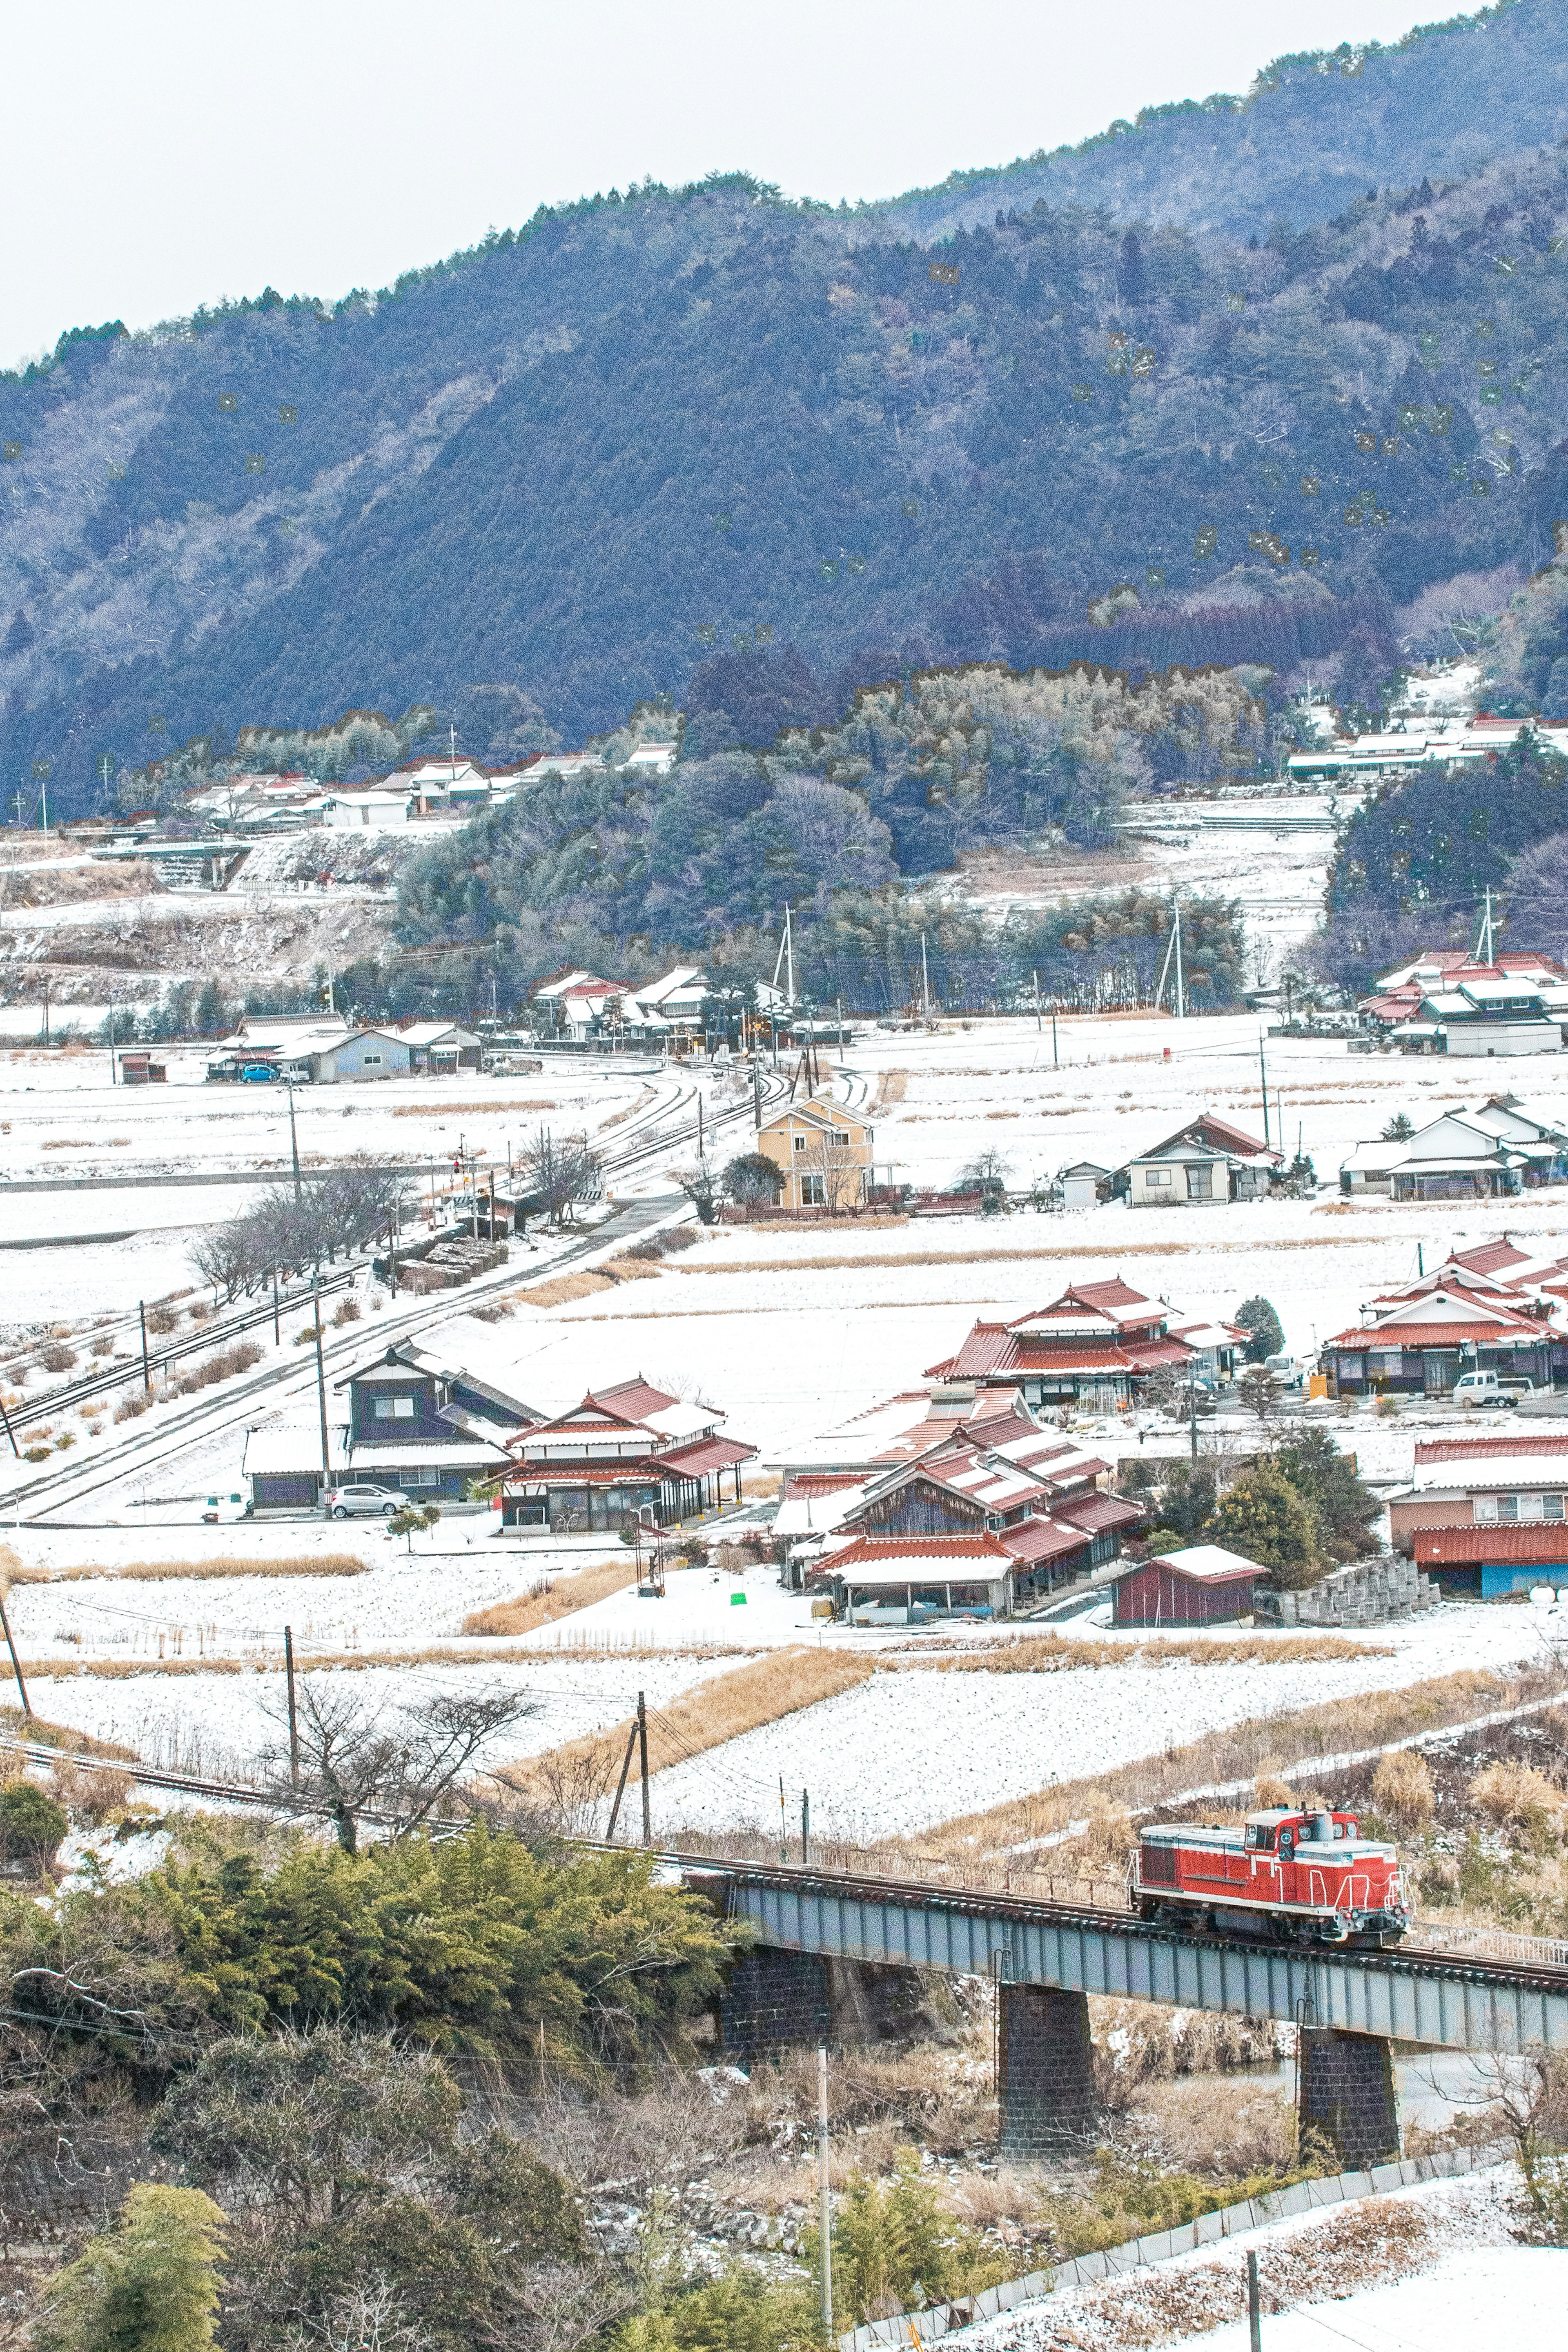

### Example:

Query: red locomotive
xmin=1130 ymin=1806 xmax=1408 ymax=1948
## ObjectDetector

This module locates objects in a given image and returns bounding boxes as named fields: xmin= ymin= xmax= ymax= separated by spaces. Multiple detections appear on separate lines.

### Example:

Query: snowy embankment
xmin=956 ymin=2166 xmax=1538 ymax=2352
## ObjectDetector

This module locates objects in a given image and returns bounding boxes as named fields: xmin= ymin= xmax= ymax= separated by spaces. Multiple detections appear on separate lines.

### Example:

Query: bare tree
xmin=260 ymin=1679 xmax=537 ymax=1851
xmin=523 ymin=1128 xmax=601 ymax=1225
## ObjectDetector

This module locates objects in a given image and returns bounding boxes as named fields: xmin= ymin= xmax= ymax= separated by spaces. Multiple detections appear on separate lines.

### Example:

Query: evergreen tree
xmin=1206 ymin=1466 xmax=1319 ymax=1588
xmin=1234 ymin=1297 xmax=1284 ymax=1363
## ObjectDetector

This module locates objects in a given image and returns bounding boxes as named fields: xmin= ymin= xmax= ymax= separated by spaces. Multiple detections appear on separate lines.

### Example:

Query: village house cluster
xmin=1359 ymin=949 xmax=1568 ymax=1058
xmin=1322 ymin=1234 xmax=1568 ymax=1411
xmin=244 ymin=1316 xmax=755 ymax=1524
xmin=1339 ymin=1093 xmax=1568 ymax=1201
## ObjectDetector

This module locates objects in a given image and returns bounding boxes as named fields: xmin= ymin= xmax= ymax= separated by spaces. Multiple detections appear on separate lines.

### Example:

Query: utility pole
xmin=312 ymin=1279 xmax=330 ymax=1492
xmin=138 ymin=1300 xmax=153 ymax=1394
xmin=1259 ymin=1035 xmax=1270 ymax=1150
xmin=272 ymin=1271 xmax=281 ymax=1346
xmin=817 ymin=2044 xmax=834 ymax=2340
xmin=920 ymin=933 xmax=932 ymax=1022
xmin=1051 ymin=1009 xmax=1059 ymax=1070
xmin=801 ymin=1788 xmax=810 ymax=1865
xmin=284 ymin=1626 xmax=300 ymax=1788
xmin=1174 ymin=897 xmax=1185 ymax=1020
xmin=753 ymin=1058 xmax=762 ymax=1132
xmin=637 ymin=1689 xmax=651 ymax=1847
xmin=0 ymin=1587 xmax=32 ymax=1716
xmin=1246 ymin=2250 xmax=1262 ymax=2352
xmin=287 ymin=1083 xmax=303 ymax=1201
xmin=1477 ymin=886 xmax=1496 ymax=965
xmin=1188 ymin=1351 xmax=1198 ymax=1461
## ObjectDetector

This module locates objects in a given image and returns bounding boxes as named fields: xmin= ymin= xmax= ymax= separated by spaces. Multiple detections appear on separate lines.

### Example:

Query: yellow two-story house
xmin=756 ymin=1099 xmax=875 ymax=1212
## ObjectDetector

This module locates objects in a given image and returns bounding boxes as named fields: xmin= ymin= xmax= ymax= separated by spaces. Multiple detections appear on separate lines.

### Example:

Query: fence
xmin=837 ymin=2140 xmax=1512 ymax=2350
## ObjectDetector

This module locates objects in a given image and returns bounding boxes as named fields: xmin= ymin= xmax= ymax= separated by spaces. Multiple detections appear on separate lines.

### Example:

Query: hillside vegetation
xmin=9 ymin=0 xmax=1568 ymax=806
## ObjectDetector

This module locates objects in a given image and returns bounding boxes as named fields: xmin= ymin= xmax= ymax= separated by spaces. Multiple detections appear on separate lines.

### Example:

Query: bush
xmin=1470 ymin=1762 xmax=1564 ymax=1846
xmin=1372 ymin=1748 xmax=1435 ymax=1830
xmin=114 ymin=1391 xmax=151 ymax=1423
xmin=618 ymin=2267 xmax=826 ymax=2352
xmin=144 ymin=1305 xmax=180 ymax=1334
xmin=806 ymin=2147 xmax=1006 ymax=2323
xmin=33 ymin=2183 xmax=227 ymax=2352
xmin=0 ymin=1781 xmax=68 ymax=1871
xmin=38 ymin=1341 xmax=77 ymax=1374
xmin=23 ymin=1445 xmax=50 ymax=1462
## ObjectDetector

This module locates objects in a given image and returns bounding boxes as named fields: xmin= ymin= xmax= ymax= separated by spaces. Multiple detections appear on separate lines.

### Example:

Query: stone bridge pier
xmin=1297 ymin=2027 xmax=1400 ymax=2168
xmin=718 ymin=1947 xmax=958 ymax=2061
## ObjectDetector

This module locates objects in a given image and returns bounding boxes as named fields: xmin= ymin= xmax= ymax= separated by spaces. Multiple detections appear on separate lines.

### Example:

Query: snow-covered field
xmin=7 ymin=1004 xmax=1568 ymax=1833
xmin=22 ymin=1649 xmax=745 ymax=1785
xmin=643 ymin=1604 xmax=1552 ymax=1843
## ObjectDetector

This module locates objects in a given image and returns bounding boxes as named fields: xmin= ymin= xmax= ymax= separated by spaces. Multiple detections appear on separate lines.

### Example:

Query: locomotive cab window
xmin=1278 ymin=1830 xmax=1296 ymax=1855
xmin=1245 ymin=1824 xmax=1275 ymax=1850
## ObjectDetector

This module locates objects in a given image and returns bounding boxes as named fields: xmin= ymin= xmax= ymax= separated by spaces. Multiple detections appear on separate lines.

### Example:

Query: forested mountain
xmin=8 ymin=0 xmax=1568 ymax=813
xmin=881 ymin=0 xmax=1568 ymax=245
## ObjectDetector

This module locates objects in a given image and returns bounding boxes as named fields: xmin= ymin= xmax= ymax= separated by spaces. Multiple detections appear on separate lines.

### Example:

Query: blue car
xmin=239 ymin=1063 xmax=279 ymax=1082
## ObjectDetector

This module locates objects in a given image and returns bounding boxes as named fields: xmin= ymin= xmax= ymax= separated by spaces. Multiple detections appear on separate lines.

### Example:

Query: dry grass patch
xmin=11 ymin=1553 xmax=366 ymax=1586
xmin=871 ymin=1071 xmax=908 ymax=1111
xmin=462 ymin=1557 xmax=638 ymax=1637
xmin=392 ymin=1099 xmax=557 ymax=1117
xmin=679 ymin=1233 xmax=1384 ymax=1276
xmin=510 ymin=1646 xmax=875 ymax=1793
xmin=885 ymin=1632 xmax=1387 ymax=1673
xmin=0 ymin=1702 xmax=136 ymax=1762
xmin=512 ymin=1255 xmax=663 ymax=1310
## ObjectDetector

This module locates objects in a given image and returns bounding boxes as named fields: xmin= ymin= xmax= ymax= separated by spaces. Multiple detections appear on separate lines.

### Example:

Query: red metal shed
xmin=1112 ymin=1543 xmax=1264 ymax=1628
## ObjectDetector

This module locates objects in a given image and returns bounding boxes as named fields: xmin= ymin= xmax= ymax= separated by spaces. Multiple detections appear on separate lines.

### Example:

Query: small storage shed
xmin=1111 ymin=1542 xmax=1264 ymax=1628
xmin=1060 ymin=1162 xmax=1110 ymax=1210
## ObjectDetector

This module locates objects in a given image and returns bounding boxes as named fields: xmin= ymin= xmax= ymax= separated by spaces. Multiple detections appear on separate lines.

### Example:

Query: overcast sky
xmin=3 ymin=0 xmax=1433 ymax=371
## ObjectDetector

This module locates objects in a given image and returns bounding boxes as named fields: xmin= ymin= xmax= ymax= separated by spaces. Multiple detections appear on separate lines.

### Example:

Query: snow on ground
xmin=958 ymin=2166 xmax=1535 ymax=2352
xmin=2 ymin=1530 xmax=717 ymax=1659
xmin=644 ymin=1602 xmax=1550 ymax=1843
xmin=22 ymin=1650 xmax=742 ymax=1785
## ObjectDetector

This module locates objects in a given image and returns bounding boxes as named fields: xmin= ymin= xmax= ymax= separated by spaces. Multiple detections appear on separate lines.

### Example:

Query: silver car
xmin=325 ymin=1483 xmax=399 ymax=1519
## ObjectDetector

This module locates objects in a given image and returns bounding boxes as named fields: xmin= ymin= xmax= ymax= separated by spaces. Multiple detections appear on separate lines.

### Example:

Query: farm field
xmin=3 ymin=1006 xmax=1567 ymax=1839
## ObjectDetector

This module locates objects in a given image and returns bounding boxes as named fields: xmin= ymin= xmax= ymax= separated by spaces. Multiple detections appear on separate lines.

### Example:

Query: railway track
xmin=0 ymin=1058 xmax=796 ymax=1523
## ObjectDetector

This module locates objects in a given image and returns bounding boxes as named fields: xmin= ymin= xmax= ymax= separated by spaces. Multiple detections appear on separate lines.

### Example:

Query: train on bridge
xmin=1133 ymin=1806 xmax=1408 ymax=1949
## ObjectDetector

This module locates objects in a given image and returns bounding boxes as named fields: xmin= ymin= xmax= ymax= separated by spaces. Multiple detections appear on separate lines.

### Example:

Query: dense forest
xmin=8 ymin=0 xmax=1568 ymax=811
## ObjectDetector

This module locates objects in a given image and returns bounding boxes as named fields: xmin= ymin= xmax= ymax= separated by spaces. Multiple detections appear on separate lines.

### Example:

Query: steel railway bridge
xmin=680 ymin=1854 xmax=1568 ymax=2168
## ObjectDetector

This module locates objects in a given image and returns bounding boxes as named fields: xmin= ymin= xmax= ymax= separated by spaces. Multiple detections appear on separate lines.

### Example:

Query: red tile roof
xmin=1054 ymin=1492 xmax=1147 ymax=1533
xmin=1415 ymin=1436 xmax=1568 ymax=1465
xmin=1325 ymin=1321 xmax=1548 ymax=1350
xmin=999 ymin=1519 xmax=1090 ymax=1564
xmin=593 ymin=1376 xmax=680 ymax=1420
xmin=1409 ymin=1525 xmax=1568 ymax=1564
xmin=829 ymin=1532 xmax=1014 ymax=1566
xmin=928 ymin=1325 xmax=1194 ymax=1381
xmin=926 ymin=1324 xmax=1016 ymax=1379
xmin=658 ymin=1435 xmax=756 ymax=1476
xmin=1447 ymin=1239 xmax=1534 ymax=1275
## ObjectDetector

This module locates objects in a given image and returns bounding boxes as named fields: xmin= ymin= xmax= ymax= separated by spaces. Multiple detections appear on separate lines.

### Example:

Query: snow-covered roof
xmin=1146 ymin=1543 xmax=1265 ymax=1584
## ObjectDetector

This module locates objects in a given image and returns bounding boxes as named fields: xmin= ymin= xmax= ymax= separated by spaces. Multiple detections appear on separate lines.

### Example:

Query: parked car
xmin=1263 ymin=1353 xmax=1306 ymax=1388
xmin=239 ymin=1063 xmax=279 ymax=1083
xmin=203 ymin=1490 xmax=248 ymax=1523
xmin=323 ymin=1483 xmax=399 ymax=1518
xmin=1454 ymin=1370 xmax=1534 ymax=1410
